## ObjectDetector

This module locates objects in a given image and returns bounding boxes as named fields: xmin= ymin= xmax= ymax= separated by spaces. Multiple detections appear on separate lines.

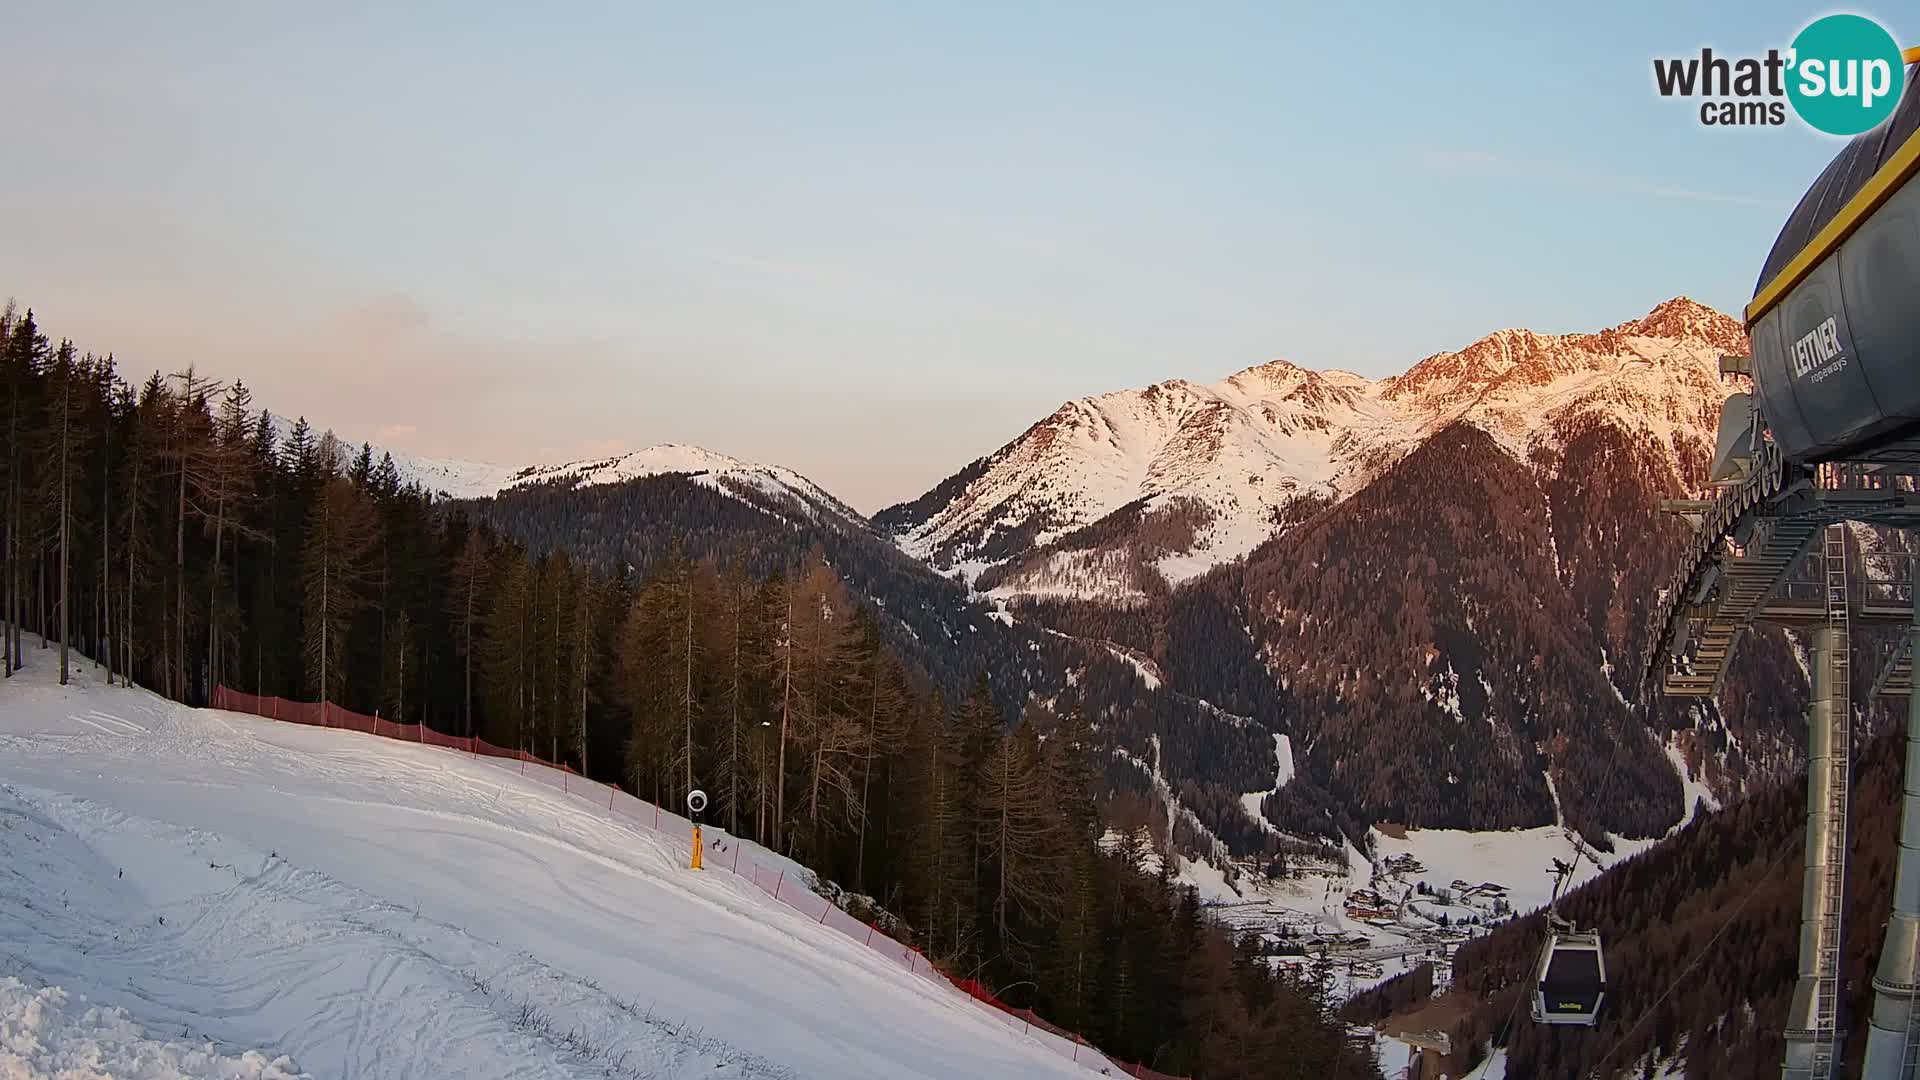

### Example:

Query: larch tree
xmin=770 ymin=572 xmax=795 ymax=847
xmin=980 ymin=721 xmax=1061 ymax=950
xmin=715 ymin=556 xmax=754 ymax=837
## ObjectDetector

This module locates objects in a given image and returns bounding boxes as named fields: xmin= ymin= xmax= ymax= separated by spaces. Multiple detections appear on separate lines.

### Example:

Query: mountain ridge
xmin=880 ymin=296 xmax=1743 ymax=604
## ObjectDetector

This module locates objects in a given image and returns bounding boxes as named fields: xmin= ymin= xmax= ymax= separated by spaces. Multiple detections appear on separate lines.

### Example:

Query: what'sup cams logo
xmin=1654 ymin=13 xmax=1909 ymax=135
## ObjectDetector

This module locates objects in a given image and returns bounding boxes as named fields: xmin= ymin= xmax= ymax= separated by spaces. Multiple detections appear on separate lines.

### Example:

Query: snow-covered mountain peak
xmin=1628 ymin=295 xmax=1746 ymax=350
xmin=1318 ymin=369 xmax=1376 ymax=392
xmin=882 ymin=299 xmax=1747 ymax=602
xmin=507 ymin=443 xmax=755 ymax=488
xmin=499 ymin=443 xmax=863 ymax=525
xmin=1381 ymin=298 xmax=1742 ymax=414
xmin=259 ymin=413 xmax=858 ymax=527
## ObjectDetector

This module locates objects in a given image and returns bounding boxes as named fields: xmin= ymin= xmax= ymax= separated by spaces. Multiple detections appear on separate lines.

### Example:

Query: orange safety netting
xmin=209 ymin=686 xmax=1186 ymax=1079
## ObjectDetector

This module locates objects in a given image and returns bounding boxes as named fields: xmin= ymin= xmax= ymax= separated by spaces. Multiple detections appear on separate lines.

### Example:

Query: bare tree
xmin=981 ymin=725 xmax=1062 ymax=944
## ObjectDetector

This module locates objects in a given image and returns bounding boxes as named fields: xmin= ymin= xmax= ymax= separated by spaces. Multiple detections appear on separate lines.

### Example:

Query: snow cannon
xmin=687 ymin=789 xmax=707 ymax=871
xmin=1746 ymin=54 xmax=1920 ymax=465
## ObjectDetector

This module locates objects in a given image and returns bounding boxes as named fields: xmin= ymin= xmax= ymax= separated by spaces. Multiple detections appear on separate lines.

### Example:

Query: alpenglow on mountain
xmin=361 ymin=298 xmax=1779 ymax=846
xmin=876 ymin=297 xmax=1746 ymax=605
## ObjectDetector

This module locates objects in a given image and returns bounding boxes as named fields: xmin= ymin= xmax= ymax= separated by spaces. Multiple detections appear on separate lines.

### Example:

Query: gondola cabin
xmin=1532 ymin=929 xmax=1606 ymax=1027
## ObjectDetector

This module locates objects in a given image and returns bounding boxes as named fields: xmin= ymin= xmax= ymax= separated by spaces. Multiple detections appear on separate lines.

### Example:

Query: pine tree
xmin=41 ymin=341 xmax=94 ymax=684
xmin=448 ymin=530 xmax=490 ymax=737
xmin=205 ymin=380 xmax=263 ymax=692
xmin=3 ymin=308 xmax=50 ymax=675
xmin=383 ymin=608 xmax=413 ymax=721
xmin=537 ymin=552 xmax=576 ymax=763
xmin=302 ymin=461 xmax=380 ymax=707
xmin=854 ymin=627 xmax=909 ymax=893
xmin=1042 ymin=709 xmax=1103 ymax=1028
xmin=119 ymin=373 xmax=168 ymax=688
xmin=573 ymin=567 xmax=593 ymax=773
xmin=482 ymin=548 xmax=533 ymax=749
xmin=0 ymin=302 xmax=13 ymax=677
xmin=954 ymin=672 xmax=999 ymax=940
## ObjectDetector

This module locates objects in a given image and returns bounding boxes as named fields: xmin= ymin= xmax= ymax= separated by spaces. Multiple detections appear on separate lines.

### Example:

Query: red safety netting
xmin=209 ymin=686 xmax=1184 ymax=1079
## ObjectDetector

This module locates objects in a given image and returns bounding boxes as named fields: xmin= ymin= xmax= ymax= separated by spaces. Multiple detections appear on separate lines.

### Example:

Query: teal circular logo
xmin=1787 ymin=14 xmax=1906 ymax=136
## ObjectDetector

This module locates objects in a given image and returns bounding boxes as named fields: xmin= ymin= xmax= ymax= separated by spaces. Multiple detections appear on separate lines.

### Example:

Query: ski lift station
xmin=1648 ymin=50 xmax=1920 ymax=1080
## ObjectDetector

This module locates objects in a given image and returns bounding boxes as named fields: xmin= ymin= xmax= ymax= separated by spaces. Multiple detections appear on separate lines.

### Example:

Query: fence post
xmin=654 ymin=803 xmax=660 ymax=829
xmin=732 ymin=844 xmax=741 ymax=873
xmin=865 ymin=923 xmax=874 ymax=946
xmin=609 ymin=785 xmax=615 ymax=812
xmin=321 ymin=700 xmax=328 ymax=727
xmin=774 ymin=871 xmax=783 ymax=901
xmin=818 ymin=903 xmax=829 ymax=925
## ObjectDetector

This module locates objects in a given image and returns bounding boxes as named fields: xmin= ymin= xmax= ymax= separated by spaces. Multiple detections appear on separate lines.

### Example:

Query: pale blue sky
xmin=0 ymin=3 xmax=1893 ymax=510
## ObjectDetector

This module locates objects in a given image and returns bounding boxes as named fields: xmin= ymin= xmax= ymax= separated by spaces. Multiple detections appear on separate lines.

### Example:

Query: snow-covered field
xmin=0 ymin=659 xmax=1114 ymax=1079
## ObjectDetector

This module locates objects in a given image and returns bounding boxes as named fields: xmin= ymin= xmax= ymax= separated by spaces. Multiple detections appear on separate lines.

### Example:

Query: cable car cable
xmin=1586 ymin=838 xmax=1800 ymax=1078
xmin=1531 ymin=707 xmax=1634 ymax=1028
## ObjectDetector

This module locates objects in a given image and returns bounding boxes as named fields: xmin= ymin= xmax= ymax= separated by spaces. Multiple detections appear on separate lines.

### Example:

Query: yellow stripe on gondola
xmin=1747 ymin=52 xmax=1920 ymax=328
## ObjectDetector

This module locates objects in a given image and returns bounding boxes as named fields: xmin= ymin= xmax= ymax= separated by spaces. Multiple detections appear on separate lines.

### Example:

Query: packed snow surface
xmin=0 ymin=660 xmax=1108 ymax=1079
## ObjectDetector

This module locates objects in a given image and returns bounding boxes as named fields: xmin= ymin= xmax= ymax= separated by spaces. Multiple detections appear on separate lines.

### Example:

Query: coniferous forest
xmin=0 ymin=304 xmax=1380 ymax=1080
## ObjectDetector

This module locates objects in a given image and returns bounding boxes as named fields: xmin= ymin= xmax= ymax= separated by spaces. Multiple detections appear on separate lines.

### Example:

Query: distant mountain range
xmin=875 ymin=297 xmax=1745 ymax=604
xmin=318 ymin=297 xmax=1820 ymax=855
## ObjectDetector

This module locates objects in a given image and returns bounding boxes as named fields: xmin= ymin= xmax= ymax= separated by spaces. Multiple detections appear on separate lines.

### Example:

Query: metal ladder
xmin=1813 ymin=523 xmax=1853 ymax=1079
xmin=1905 ymin=564 xmax=1920 ymax=1077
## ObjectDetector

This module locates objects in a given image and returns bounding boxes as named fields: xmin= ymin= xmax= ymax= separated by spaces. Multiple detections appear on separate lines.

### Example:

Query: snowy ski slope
xmin=0 ymin=660 xmax=1117 ymax=1079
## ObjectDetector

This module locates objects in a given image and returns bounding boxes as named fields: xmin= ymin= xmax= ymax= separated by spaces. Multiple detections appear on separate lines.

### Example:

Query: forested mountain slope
xmin=0 ymin=303 xmax=1377 ymax=1079
xmin=1353 ymin=730 xmax=1913 ymax=1077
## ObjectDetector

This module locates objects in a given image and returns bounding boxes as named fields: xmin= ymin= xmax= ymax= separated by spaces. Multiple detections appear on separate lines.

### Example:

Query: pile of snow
xmin=0 ymin=977 xmax=306 ymax=1079
xmin=0 ymin=659 xmax=1113 ymax=1080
